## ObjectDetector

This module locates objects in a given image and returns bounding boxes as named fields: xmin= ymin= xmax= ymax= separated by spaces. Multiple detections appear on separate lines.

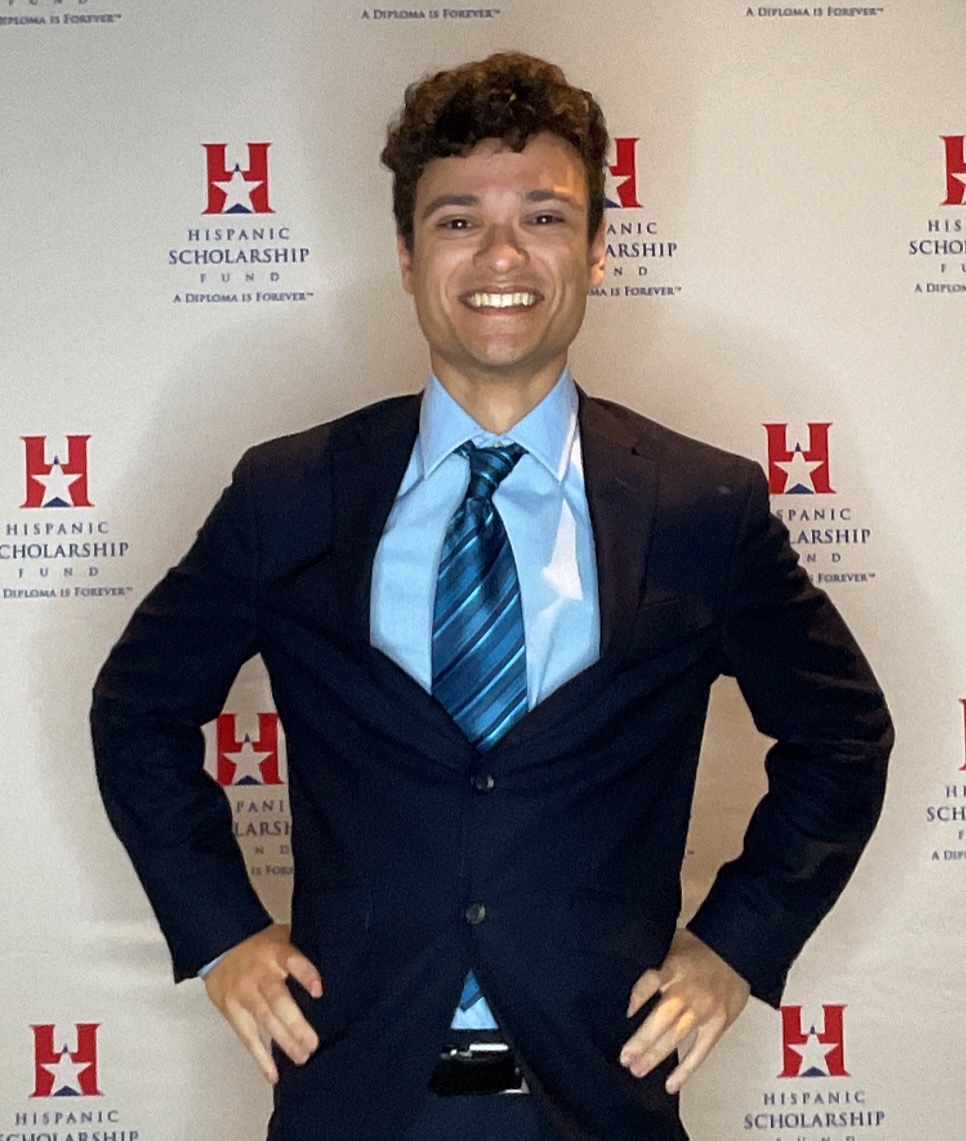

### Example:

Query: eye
xmin=438 ymin=216 xmax=473 ymax=231
xmin=531 ymin=212 xmax=565 ymax=226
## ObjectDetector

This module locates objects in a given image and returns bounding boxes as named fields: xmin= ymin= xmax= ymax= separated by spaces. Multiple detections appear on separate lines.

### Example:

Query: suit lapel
xmin=492 ymin=393 xmax=659 ymax=754
xmin=328 ymin=401 xmax=421 ymax=643
xmin=329 ymin=396 xmax=485 ymax=758
xmin=268 ymin=394 xmax=475 ymax=762
xmin=578 ymin=394 xmax=658 ymax=658
xmin=271 ymin=396 xmax=420 ymax=647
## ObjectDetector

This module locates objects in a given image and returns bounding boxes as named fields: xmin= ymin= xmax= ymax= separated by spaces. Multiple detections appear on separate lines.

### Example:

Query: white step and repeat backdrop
xmin=2 ymin=1 xmax=964 ymax=1137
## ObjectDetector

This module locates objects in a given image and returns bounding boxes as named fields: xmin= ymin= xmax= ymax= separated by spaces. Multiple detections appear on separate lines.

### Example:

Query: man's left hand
xmin=620 ymin=928 xmax=750 ymax=1093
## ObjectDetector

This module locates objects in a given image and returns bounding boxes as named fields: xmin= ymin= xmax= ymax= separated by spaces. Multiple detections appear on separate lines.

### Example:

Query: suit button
xmin=464 ymin=903 xmax=486 ymax=925
xmin=471 ymin=773 xmax=495 ymax=792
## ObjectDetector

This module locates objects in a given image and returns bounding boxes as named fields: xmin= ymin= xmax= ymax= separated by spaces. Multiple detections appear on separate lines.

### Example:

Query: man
xmin=91 ymin=53 xmax=892 ymax=1141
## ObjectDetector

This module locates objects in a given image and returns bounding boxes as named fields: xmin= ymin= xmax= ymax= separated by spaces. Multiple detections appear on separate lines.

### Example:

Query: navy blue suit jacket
xmin=91 ymin=392 xmax=892 ymax=1141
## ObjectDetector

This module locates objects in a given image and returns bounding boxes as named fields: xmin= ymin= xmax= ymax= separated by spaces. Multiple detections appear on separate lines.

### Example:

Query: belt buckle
xmin=430 ymin=1041 xmax=530 ymax=1096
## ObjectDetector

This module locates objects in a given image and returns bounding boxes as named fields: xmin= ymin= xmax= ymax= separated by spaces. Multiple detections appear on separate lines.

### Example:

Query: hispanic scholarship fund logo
xmin=1 ymin=435 xmax=133 ymax=605
xmin=12 ymin=1022 xmax=141 ymax=1140
xmin=206 ymin=711 xmax=292 ymax=883
xmin=590 ymin=136 xmax=682 ymax=303
xmin=908 ymin=134 xmax=966 ymax=296
xmin=764 ymin=422 xmax=876 ymax=590
xmin=169 ymin=142 xmax=314 ymax=308
xmin=923 ymin=698 xmax=966 ymax=866
xmin=739 ymin=1004 xmax=886 ymax=1139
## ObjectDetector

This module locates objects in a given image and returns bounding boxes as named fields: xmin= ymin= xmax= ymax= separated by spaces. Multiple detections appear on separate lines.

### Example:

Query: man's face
xmin=397 ymin=133 xmax=606 ymax=398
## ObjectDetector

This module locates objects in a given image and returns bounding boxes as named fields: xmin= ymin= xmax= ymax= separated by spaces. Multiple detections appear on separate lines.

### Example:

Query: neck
xmin=432 ymin=359 xmax=565 ymax=434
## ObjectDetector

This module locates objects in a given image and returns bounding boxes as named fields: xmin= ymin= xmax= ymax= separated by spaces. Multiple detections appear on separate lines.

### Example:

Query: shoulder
xmin=239 ymin=393 xmax=421 ymax=479
xmin=220 ymin=393 xmax=420 ymax=547
xmin=581 ymin=393 xmax=765 ymax=492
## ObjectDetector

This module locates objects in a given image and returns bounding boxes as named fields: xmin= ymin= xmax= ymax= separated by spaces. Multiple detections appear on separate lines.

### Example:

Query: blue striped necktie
xmin=432 ymin=441 xmax=528 ymax=749
xmin=432 ymin=440 xmax=527 ymax=1029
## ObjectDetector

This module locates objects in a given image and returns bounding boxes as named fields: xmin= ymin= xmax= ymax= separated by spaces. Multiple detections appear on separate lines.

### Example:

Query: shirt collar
xmin=418 ymin=368 xmax=578 ymax=483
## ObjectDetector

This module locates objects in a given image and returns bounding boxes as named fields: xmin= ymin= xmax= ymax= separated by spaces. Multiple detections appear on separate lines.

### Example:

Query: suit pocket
xmin=625 ymin=594 xmax=715 ymax=660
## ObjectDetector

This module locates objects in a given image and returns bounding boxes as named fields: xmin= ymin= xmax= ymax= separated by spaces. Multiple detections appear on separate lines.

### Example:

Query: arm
xmin=91 ymin=452 xmax=321 ymax=1080
xmin=91 ymin=452 xmax=272 ymax=977
xmin=690 ymin=467 xmax=892 ymax=996
xmin=621 ymin=465 xmax=892 ymax=1089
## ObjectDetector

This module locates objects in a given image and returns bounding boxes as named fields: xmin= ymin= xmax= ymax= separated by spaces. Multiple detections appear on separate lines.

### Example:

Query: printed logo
xmin=216 ymin=712 xmax=283 ymax=785
xmin=763 ymin=423 xmax=835 ymax=495
xmin=779 ymin=1004 xmax=849 ymax=1078
xmin=31 ymin=1023 xmax=102 ymax=1097
xmin=203 ymin=143 xmax=273 ymax=215
xmin=596 ymin=135 xmax=679 ymax=301
xmin=605 ymin=137 xmax=643 ymax=209
xmin=941 ymin=135 xmax=966 ymax=207
xmin=168 ymin=140 xmax=312 ymax=306
xmin=21 ymin=435 xmax=92 ymax=509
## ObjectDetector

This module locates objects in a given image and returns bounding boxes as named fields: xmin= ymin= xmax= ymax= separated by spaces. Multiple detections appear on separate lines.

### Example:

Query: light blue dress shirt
xmin=371 ymin=369 xmax=600 ymax=709
xmin=370 ymin=369 xmax=601 ymax=1030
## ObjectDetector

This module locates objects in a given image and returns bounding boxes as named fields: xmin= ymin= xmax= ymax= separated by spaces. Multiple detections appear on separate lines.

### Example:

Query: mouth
xmin=461 ymin=290 xmax=541 ymax=310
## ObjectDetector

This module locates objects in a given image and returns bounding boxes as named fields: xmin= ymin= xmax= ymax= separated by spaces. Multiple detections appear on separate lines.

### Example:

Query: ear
xmin=588 ymin=221 xmax=606 ymax=288
xmin=396 ymin=231 xmax=415 ymax=295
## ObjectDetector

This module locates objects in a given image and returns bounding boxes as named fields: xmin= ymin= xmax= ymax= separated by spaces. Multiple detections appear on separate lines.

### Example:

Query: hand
xmin=620 ymin=928 xmax=750 ymax=1094
xmin=203 ymin=922 xmax=323 ymax=1084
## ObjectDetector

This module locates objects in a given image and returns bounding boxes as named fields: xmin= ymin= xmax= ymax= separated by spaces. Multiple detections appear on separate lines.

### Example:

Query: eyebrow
xmin=524 ymin=189 xmax=581 ymax=209
xmin=420 ymin=194 xmax=479 ymax=221
xmin=419 ymin=188 xmax=581 ymax=222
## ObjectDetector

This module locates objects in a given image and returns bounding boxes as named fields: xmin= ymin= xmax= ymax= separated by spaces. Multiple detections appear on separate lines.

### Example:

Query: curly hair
xmin=382 ymin=52 xmax=609 ymax=250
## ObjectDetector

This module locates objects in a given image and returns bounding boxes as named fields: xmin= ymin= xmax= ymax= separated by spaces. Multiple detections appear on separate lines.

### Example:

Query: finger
xmin=224 ymin=1002 xmax=280 ymax=1085
xmin=626 ymin=968 xmax=663 ymax=1018
xmin=625 ymin=990 xmax=685 ymax=1054
xmin=664 ymin=1020 xmax=723 ymax=1094
xmin=621 ymin=1024 xmax=681 ymax=1079
xmin=621 ymin=997 xmax=695 ymax=1078
xmin=252 ymin=982 xmax=320 ymax=1062
xmin=259 ymin=1007 xmax=317 ymax=1065
xmin=286 ymin=949 xmax=324 ymax=999
xmin=249 ymin=1033 xmax=281 ymax=1085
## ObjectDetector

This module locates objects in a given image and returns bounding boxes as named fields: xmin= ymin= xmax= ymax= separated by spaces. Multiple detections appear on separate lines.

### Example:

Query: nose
xmin=475 ymin=222 xmax=528 ymax=273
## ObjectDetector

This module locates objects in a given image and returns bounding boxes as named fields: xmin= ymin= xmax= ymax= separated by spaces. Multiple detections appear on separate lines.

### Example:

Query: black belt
xmin=429 ymin=1041 xmax=529 ymax=1096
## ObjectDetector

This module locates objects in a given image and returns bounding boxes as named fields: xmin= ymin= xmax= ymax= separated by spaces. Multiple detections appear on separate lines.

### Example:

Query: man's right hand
xmin=203 ymin=922 xmax=323 ymax=1084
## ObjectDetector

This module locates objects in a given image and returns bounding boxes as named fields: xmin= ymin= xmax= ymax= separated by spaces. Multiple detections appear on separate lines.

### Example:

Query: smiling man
xmin=396 ymin=131 xmax=605 ymax=433
xmin=92 ymin=53 xmax=892 ymax=1141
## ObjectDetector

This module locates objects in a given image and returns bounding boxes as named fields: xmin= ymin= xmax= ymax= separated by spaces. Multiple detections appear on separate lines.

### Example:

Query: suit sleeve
xmin=90 ymin=450 xmax=273 ymax=981
xmin=686 ymin=466 xmax=893 ymax=1006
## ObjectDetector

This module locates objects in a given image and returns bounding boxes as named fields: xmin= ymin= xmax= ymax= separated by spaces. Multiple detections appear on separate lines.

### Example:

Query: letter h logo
xmin=779 ymin=1004 xmax=848 ymax=1078
xmin=763 ymin=423 xmax=834 ymax=495
xmin=31 ymin=1023 xmax=102 ymax=1097
xmin=941 ymin=136 xmax=966 ymax=207
xmin=203 ymin=142 xmax=273 ymax=214
xmin=215 ymin=712 xmax=283 ymax=785
xmin=21 ymin=435 xmax=93 ymax=508
xmin=605 ymin=137 xmax=643 ymax=209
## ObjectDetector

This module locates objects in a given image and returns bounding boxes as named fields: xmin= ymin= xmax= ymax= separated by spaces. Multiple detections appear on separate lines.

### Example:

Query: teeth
xmin=466 ymin=292 xmax=537 ymax=309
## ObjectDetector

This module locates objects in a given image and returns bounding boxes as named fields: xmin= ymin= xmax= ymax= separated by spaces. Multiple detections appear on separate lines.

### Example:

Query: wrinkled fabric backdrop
xmin=2 ymin=1 xmax=963 ymax=1137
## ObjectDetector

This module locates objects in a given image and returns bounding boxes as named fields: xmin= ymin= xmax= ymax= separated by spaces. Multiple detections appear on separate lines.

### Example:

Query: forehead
xmin=414 ymin=133 xmax=589 ymax=208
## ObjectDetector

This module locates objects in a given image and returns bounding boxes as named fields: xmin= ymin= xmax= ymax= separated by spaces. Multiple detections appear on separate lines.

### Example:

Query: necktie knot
xmin=457 ymin=441 xmax=525 ymax=503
